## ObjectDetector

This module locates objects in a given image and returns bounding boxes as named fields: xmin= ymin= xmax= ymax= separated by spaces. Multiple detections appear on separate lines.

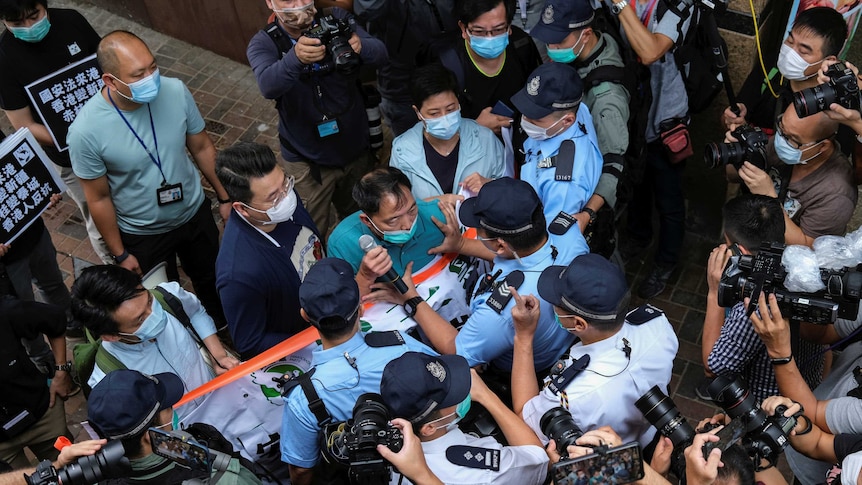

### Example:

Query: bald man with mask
xmin=68 ymin=30 xmax=230 ymax=330
xmin=726 ymin=103 xmax=856 ymax=247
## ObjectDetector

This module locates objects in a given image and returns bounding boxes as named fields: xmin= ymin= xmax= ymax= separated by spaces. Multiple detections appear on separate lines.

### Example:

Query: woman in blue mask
xmin=389 ymin=63 xmax=505 ymax=203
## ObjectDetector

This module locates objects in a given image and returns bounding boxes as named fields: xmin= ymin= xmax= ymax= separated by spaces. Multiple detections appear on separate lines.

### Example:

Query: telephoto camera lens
xmin=540 ymin=407 xmax=583 ymax=457
xmin=57 ymin=441 xmax=130 ymax=485
xmin=635 ymin=386 xmax=695 ymax=449
xmin=707 ymin=374 xmax=767 ymax=432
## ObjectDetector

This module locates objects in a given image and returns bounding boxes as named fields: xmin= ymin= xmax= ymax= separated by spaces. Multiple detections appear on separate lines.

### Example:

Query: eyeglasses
xmin=269 ymin=174 xmax=295 ymax=209
xmin=775 ymin=115 xmax=829 ymax=150
xmin=467 ymin=23 xmax=509 ymax=37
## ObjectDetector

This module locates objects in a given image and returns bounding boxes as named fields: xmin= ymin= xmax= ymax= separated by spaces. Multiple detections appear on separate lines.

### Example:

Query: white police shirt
xmin=390 ymin=428 xmax=548 ymax=485
xmin=521 ymin=308 xmax=678 ymax=449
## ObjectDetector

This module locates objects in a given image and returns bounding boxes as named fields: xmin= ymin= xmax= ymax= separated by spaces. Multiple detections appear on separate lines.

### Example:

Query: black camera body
xmin=540 ymin=407 xmax=584 ymax=459
xmin=304 ymin=15 xmax=361 ymax=75
xmin=707 ymin=375 xmax=799 ymax=470
xmin=794 ymin=62 xmax=861 ymax=118
xmin=25 ymin=441 xmax=129 ymax=485
xmin=704 ymin=125 xmax=769 ymax=170
xmin=330 ymin=393 xmax=403 ymax=485
xmin=717 ymin=242 xmax=862 ymax=324
xmin=636 ymin=386 xmax=695 ymax=479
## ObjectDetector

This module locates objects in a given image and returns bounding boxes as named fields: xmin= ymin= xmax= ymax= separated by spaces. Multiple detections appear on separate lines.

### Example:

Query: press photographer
xmin=723 ymin=102 xmax=856 ymax=248
xmin=749 ymin=286 xmax=862 ymax=483
xmin=86 ymin=370 xmax=260 ymax=484
xmin=701 ymin=194 xmax=826 ymax=405
xmin=247 ymin=0 xmax=386 ymax=235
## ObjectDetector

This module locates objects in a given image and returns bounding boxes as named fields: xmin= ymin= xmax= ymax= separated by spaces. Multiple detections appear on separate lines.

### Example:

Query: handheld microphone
xmin=358 ymin=234 xmax=408 ymax=294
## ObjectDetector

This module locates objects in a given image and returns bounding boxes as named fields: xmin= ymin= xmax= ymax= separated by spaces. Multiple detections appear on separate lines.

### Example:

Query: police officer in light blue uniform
xmin=454 ymin=178 xmax=586 ymax=371
xmin=279 ymin=258 xmax=435 ymax=484
xmin=511 ymin=62 xmax=603 ymax=227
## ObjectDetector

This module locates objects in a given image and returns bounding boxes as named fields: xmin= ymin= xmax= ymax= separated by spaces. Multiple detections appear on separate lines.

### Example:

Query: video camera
xmin=24 ymin=441 xmax=129 ymax=485
xmin=540 ymin=407 xmax=584 ymax=459
xmin=794 ymin=62 xmax=861 ymax=118
xmin=704 ymin=125 xmax=769 ymax=170
xmin=717 ymin=242 xmax=862 ymax=324
xmin=325 ymin=393 xmax=403 ymax=485
xmin=304 ymin=15 xmax=361 ymax=76
xmin=707 ymin=375 xmax=799 ymax=470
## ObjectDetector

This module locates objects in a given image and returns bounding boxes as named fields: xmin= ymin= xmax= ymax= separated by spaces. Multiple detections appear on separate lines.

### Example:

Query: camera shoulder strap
xmin=625 ymin=304 xmax=665 ymax=325
xmin=445 ymin=445 xmax=501 ymax=471
xmin=280 ymin=368 xmax=332 ymax=426
xmin=486 ymin=270 xmax=524 ymax=314
xmin=547 ymin=354 xmax=591 ymax=395
xmin=264 ymin=21 xmax=294 ymax=60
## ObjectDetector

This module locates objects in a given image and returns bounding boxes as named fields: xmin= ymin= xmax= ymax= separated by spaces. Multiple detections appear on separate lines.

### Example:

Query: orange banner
xmin=176 ymin=326 xmax=319 ymax=407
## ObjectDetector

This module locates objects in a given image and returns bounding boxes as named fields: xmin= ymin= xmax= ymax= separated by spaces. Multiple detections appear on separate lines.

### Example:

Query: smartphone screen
xmin=552 ymin=441 xmax=645 ymax=485
xmin=148 ymin=428 xmax=211 ymax=475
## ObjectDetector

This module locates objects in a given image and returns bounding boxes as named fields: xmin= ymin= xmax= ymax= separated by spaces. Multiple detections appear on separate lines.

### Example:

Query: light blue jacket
xmin=390 ymin=118 xmax=505 ymax=200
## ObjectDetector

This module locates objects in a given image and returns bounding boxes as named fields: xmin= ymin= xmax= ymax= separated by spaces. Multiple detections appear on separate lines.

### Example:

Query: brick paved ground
xmin=9 ymin=0 xmax=861 ymax=480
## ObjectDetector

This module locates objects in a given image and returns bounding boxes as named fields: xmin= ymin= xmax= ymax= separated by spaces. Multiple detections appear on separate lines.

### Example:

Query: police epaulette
xmin=445 ymin=445 xmax=501 ymax=471
xmin=486 ymin=270 xmax=524 ymax=314
xmin=626 ymin=304 xmax=664 ymax=325
xmin=549 ymin=211 xmax=576 ymax=235
xmin=365 ymin=330 xmax=406 ymax=347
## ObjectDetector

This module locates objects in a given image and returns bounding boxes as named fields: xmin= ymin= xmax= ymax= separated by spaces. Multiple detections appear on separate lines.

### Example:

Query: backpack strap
xmin=94 ymin=345 xmax=125 ymax=375
xmin=264 ymin=20 xmax=294 ymax=60
xmin=279 ymin=368 xmax=332 ymax=426
xmin=151 ymin=285 xmax=215 ymax=362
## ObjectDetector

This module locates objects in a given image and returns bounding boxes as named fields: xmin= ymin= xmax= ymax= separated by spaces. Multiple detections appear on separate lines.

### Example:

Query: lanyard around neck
xmin=107 ymin=90 xmax=167 ymax=185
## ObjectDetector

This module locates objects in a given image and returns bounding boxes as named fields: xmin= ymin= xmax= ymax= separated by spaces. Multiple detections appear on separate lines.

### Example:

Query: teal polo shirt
xmin=327 ymin=199 xmax=445 ymax=275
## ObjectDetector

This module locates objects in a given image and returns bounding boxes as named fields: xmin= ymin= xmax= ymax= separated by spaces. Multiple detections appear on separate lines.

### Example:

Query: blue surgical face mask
xmin=368 ymin=215 xmax=418 ymax=245
xmin=118 ymin=297 xmax=168 ymax=344
xmin=547 ymin=31 xmax=586 ymax=64
xmin=554 ymin=310 xmax=578 ymax=334
xmin=8 ymin=14 xmax=51 ymax=43
xmin=421 ymin=109 xmax=461 ymax=140
xmin=455 ymin=395 xmax=471 ymax=419
xmin=774 ymin=132 xmax=824 ymax=165
xmin=428 ymin=395 xmax=471 ymax=433
xmin=469 ymin=32 xmax=509 ymax=59
xmin=112 ymin=69 xmax=161 ymax=104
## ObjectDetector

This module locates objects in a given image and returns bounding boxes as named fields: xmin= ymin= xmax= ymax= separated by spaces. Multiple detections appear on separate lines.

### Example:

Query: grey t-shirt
xmin=632 ymin=0 xmax=691 ymax=141
xmin=785 ymin=307 xmax=862 ymax=483
xmin=766 ymin=145 xmax=857 ymax=238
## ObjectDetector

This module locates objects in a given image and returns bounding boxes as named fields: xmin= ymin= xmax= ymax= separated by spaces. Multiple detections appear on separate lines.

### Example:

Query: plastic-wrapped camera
xmin=704 ymin=125 xmax=769 ymax=170
xmin=794 ymin=62 xmax=861 ymax=118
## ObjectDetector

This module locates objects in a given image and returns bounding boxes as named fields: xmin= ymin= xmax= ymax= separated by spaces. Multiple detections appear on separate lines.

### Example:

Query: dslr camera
xmin=707 ymin=375 xmax=799 ymax=470
xmin=325 ymin=393 xmax=403 ymax=485
xmin=25 ymin=441 xmax=130 ymax=485
xmin=794 ymin=62 xmax=861 ymax=118
xmin=636 ymin=386 xmax=696 ymax=479
xmin=540 ymin=407 xmax=584 ymax=459
xmin=304 ymin=15 xmax=361 ymax=75
xmin=718 ymin=242 xmax=862 ymax=324
xmin=704 ymin=125 xmax=769 ymax=170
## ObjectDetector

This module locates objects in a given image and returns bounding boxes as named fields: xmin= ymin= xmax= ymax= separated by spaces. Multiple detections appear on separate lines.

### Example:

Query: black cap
xmin=511 ymin=63 xmax=584 ymax=120
xmin=380 ymin=352 xmax=472 ymax=423
xmin=531 ymin=0 xmax=596 ymax=44
xmin=459 ymin=177 xmax=541 ymax=235
xmin=299 ymin=258 xmax=360 ymax=326
xmin=537 ymin=254 xmax=629 ymax=322
xmin=87 ymin=370 xmax=183 ymax=440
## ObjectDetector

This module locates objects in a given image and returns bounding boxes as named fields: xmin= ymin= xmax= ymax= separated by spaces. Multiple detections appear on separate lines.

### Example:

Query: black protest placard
xmin=25 ymin=53 xmax=103 ymax=152
xmin=0 ymin=128 xmax=66 ymax=245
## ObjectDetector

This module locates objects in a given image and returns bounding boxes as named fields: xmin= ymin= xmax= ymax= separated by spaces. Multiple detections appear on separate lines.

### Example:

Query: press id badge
xmin=317 ymin=119 xmax=340 ymax=138
xmin=157 ymin=182 xmax=184 ymax=206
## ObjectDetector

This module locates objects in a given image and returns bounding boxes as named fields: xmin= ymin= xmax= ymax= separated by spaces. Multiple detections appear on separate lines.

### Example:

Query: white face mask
xmin=521 ymin=116 xmax=566 ymax=141
xmin=242 ymin=190 xmax=298 ymax=225
xmin=777 ymin=43 xmax=822 ymax=81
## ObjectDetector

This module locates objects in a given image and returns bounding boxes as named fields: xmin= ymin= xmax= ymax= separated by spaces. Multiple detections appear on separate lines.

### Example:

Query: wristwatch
xmin=581 ymin=207 xmax=597 ymax=226
xmin=111 ymin=249 xmax=130 ymax=265
xmin=55 ymin=361 xmax=72 ymax=373
xmin=611 ymin=0 xmax=629 ymax=15
xmin=770 ymin=355 xmax=793 ymax=365
xmin=403 ymin=296 xmax=424 ymax=318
